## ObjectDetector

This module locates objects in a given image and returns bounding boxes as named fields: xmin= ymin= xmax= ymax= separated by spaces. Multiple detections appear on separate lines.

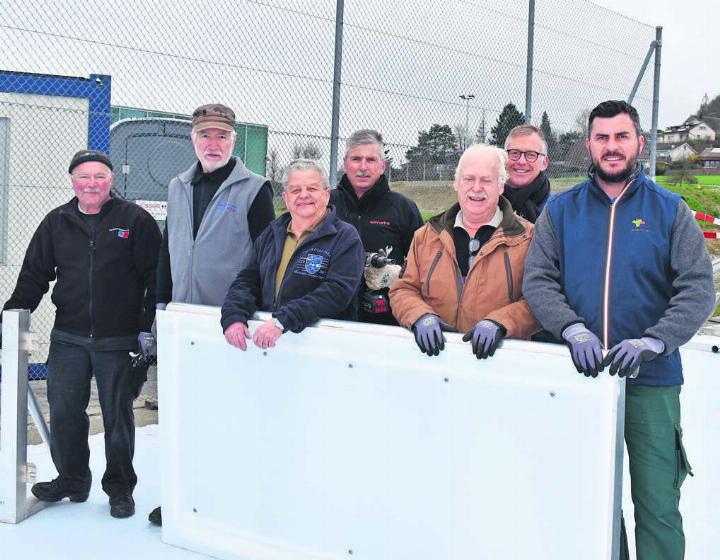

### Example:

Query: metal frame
xmin=0 ymin=310 xmax=48 ymax=523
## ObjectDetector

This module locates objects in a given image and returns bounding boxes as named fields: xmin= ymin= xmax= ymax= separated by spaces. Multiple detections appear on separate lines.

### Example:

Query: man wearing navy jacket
xmin=221 ymin=159 xmax=364 ymax=350
xmin=523 ymin=100 xmax=715 ymax=560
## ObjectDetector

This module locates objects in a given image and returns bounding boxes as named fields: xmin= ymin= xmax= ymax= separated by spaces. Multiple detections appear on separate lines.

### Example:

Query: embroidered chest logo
xmin=215 ymin=203 xmax=237 ymax=213
xmin=109 ymin=228 xmax=129 ymax=239
xmin=631 ymin=218 xmax=649 ymax=232
xmin=369 ymin=220 xmax=391 ymax=226
xmin=294 ymin=250 xmax=330 ymax=278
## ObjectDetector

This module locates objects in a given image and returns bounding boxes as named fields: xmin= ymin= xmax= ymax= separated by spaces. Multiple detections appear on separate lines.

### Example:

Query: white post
xmin=0 ymin=309 xmax=47 ymax=523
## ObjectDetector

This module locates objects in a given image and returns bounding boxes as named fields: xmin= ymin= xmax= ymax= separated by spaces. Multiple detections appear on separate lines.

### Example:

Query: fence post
xmin=524 ymin=0 xmax=535 ymax=123
xmin=649 ymin=26 xmax=662 ymax=179
xmin=328 ymin=0 xmax=345 ymax=188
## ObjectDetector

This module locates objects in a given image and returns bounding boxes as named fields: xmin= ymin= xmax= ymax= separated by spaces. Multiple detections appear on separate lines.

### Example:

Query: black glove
xmin=412 ymin=313 xmax=445 ymax=357
xmin=462 ymin=320 xmax=507 ymax=359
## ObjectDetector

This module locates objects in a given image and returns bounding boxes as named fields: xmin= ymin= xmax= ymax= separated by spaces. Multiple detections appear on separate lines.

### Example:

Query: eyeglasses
xmin=506 ymin=149 xmax=545 ymax=163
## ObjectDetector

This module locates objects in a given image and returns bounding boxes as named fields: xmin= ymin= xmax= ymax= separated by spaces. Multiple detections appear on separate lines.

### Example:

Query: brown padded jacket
xmin=389 ymin=197 xmax=541 ymax=338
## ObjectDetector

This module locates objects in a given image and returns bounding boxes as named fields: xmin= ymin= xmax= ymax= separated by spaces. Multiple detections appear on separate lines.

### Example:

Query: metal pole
xmin=524 ymin=0 xmax=535 ymax=123
xmin=649 ymin=27 xmax=662 ymax=179
xmin=627 ymin=40 xmax=657 ymax=105
xmin=328 ymin=0 xmax=345 ymax=188
xmin=460 ymin=94 xmax=475 ymax=149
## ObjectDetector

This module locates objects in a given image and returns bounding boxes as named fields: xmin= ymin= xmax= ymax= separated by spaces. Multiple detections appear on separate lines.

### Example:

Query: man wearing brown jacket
xmin=389 ymin=144 xmax=539 ymax=358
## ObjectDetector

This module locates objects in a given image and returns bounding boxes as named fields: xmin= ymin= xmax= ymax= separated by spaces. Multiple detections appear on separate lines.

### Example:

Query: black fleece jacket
xmin=2 ymin=197 xmax=161 ymax=338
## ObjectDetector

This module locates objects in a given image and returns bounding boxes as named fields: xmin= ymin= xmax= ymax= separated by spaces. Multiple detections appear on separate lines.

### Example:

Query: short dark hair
xmin=588 ymin=100 xmax=642 ymax=137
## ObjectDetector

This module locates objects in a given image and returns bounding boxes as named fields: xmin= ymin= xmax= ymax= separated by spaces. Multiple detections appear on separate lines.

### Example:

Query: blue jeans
xmin=47 ymin=340 xmax=137 ymax=497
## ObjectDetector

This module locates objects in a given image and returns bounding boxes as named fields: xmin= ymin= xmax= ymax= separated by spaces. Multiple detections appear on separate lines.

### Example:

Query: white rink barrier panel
xmin=636 ymin=335 xmax=720 ymax=560
xmin=158 ymin=304 xmax=625 ymax=560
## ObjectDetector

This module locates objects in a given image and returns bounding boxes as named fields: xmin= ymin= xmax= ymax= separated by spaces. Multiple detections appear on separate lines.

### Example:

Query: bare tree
xmin=292 ymin=141 xmax=322 ymax=160
xmin=453 ymin=124 xmax=472 ymax=152
xmin=266 ymin=148 xmax=281 ymax=188
xmin=575 ymin=108 xmax=591 ymax=137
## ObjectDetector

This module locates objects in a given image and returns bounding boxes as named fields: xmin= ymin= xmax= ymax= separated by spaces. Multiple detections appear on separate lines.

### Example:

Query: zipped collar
xmin=271 ymin=204 xmax=339 ymax=247
xmin=177 ymin=156 xmax=252 ymax=190
xmin=337 ymin=174 xmax=390 ymax=210
xmin=586 ymin=162 xmax=643 ymax=204
xmin=59 ymin=196 xmax=117 ymax=232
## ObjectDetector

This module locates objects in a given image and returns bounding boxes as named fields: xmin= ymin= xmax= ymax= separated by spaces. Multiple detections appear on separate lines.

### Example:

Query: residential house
xmin=658 ymin=118 xmax=716 ymax=144
xmin=697 ymin=147 xmax=720 ymax=169
xmin=655 ymin=142 xmax=696 ymax=162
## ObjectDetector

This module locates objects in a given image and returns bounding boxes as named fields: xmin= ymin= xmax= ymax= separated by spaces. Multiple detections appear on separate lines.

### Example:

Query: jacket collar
xmin=586 ymin=162 xmax=644 ymax=202
xmin=337 ymin=173 xmax=390 ymax=209
xmin=272 ymin=204 xmax=339 ymax=241
xmin=429 ymin=196 xmax=526 ymax=238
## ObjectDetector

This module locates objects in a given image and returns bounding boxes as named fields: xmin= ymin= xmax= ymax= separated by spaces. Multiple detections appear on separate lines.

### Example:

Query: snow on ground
xmin=0 ymin=424 xmax=206 ymax=560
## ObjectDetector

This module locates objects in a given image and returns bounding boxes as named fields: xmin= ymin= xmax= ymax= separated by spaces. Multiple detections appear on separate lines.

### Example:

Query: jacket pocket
xmin=674 ymin=424 xmax=693 ymax=489
xmin=424 ymin=250 xmax=442 ymax=297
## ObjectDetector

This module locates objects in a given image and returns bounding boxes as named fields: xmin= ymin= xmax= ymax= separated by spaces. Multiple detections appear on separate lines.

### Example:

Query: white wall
xmin=0 ymin=92 xmax=88 ymax=362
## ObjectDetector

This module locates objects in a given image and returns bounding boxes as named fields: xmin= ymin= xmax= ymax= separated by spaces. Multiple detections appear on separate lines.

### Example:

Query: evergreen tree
xmin=489 ymin=104 xmax=525 ymax=147
xmin=539 ymin=111 xmax=558 ymax=159
xmin=405 ymin=124 xmax=460 ymax=164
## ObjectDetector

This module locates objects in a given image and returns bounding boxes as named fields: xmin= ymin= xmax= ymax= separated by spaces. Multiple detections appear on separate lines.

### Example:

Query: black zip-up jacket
xmin=330 ymin=174 xmax=424 ymax=324
xmin=2 ymin=197 xmax=162 ymax=339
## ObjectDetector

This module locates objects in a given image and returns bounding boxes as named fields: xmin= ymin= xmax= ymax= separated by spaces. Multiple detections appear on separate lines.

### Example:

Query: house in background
xmin=697 ymin=147 xmax=720 ymax=169
xmin=658 ymin=117 xmax=716 ymax=144
xmin=655 ymin=142 xmax=696 ymax=163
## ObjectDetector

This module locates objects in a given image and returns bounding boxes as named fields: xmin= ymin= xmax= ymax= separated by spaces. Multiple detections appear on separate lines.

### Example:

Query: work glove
xmin=364 ymin=263 xmax=402 ymax=291
xmin=462 ymin=319 xmax=507 ymax=359
xmin=412 ymin=313 xmax=445 ymax=357
xmin=138 ymin=331 xmax=156 ymax=357
xmin=562 ymin=323 xmax=604 ymax=378
xmin=151 ymin=303 xmax=167 ymax=339
xmin=603 ymin=337 xmax=663 ymax=378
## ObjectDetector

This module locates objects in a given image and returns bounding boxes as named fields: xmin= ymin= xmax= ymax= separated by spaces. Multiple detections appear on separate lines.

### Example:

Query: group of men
xmin=1 ymin=99 xmax=714 ymax=559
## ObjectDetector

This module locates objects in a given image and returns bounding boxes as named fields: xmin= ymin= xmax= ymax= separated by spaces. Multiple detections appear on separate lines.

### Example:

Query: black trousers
xmin=46 ymin=340 xmax=137 ymax=497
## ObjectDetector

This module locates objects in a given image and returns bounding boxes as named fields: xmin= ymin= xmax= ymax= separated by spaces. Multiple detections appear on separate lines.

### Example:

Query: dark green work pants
xmin=620 ymin=385 xmax=692 ymax=560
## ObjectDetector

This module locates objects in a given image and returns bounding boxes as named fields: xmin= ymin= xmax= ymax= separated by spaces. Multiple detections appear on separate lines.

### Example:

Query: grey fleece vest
xmin=167 ymin=157 xmax=266 ymax=306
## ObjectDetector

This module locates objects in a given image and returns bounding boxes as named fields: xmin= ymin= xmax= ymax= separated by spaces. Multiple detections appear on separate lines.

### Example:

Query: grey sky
xmin=593 ymin=0 xmax=720 ymax=128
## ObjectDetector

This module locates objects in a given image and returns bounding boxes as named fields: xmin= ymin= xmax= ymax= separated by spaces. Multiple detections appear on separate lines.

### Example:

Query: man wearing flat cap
xmin=149 ymin=103 xmax=274 ymax=525
xmin=1 ymin=149 xmax=162 ymax=518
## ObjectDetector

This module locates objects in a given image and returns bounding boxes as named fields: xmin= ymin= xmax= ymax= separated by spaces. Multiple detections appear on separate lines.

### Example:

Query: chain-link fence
xmin=0 ymin=0 xmax=657 ymax=378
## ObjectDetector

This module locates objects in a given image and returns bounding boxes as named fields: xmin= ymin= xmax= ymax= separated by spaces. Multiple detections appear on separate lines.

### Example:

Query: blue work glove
xmin=603 ymin=337 xmax=663 ymax=378
xmin=462 ymin=319 xmax=506 ymax=359
xmin=138 ymin=331 xmax=156 ymax=357
xmin=412 ymin=313 xmax=445 ymax=357
xmin=562 ymin=323 xmax=604 ymax=378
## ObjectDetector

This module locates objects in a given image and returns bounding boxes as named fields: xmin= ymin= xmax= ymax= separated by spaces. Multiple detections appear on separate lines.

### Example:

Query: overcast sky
xmin=592 ymin=0 xmax=719 ymax=128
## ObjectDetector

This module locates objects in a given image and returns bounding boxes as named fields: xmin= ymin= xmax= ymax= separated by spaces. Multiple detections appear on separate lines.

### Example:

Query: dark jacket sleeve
xmin=275 ymin=226 xmax=365 ymax=333
xmin=134 ymin=211 xmax=162 ymax=332
xmin=643 ymin=199 xmax=716 ymax=353
xmin=155 ymin=223 xmax=172 ymax=305
xmin=522 ymin=208 xmax=584 ymax=338
xmin=2 ymin=214 xmax=57 ymax=313
xmin=247 ymin=181 xmax=275 ymax=242
xmin=220 ymin=238 xmax=265 ymax=332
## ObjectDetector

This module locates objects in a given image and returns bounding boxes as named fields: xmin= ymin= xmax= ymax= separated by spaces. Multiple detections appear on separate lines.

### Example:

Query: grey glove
xmin=412 ymin=313 xmax=445 ymax=357
xmin=562 ymin=323 xmax=604 ymax=378
xmin=138 ymin=331 xmax=156 ymax=357
xmin=462 ymin=319 xmax=506 ymax=359
xmin=603 ymin=337 xmax=663 ymax=378
xmin=151 ymin=303 xmax=167 ymax=339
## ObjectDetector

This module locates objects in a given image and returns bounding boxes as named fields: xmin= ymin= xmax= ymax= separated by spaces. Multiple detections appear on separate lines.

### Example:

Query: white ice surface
xmin=0 ymin=424 xmax=206 ymax=560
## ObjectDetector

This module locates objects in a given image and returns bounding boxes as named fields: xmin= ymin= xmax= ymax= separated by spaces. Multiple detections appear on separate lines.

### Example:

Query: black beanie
xmin=68 ymin=150 xmax=113 ymax=174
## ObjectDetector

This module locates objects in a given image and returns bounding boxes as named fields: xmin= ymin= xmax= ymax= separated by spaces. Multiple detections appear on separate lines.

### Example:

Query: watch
xmin=273 ymin=317 xmax=285 ymax=332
